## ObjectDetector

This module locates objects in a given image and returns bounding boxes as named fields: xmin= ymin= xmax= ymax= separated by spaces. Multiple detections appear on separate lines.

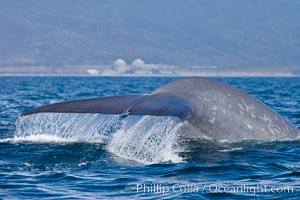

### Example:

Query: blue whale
xmin=22 ymin=77 xmax=299 ymax=142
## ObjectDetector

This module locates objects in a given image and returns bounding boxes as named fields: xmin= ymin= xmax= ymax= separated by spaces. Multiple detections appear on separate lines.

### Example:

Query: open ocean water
xmin=0 ymin=76 xmax=299 ymax=199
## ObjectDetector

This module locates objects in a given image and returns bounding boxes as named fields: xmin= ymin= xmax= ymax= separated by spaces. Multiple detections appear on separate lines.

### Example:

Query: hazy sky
xmin=0 ymin=0 xmax=300 ymax=69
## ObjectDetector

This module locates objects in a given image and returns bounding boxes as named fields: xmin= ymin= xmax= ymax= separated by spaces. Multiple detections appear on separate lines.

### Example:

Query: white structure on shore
xmin=132 ymin=58 xmax=145 ymax=68
xmin=113 ymin=58 xmax=127 ymax=67
xmin=114 ymin=58 xmax=128 ymax=73
xmin=87 ymin=69 xmax=99 ymax=75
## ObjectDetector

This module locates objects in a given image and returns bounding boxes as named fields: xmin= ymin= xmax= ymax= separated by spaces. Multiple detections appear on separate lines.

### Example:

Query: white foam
xmin=218 ymin=147 xmax=244 ymax=152
xmin=0 ymin=134 xmax=75 ymax=143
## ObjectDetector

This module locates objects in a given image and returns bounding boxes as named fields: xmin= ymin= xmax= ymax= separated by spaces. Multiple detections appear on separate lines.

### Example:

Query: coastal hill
xmin=0 ymin=0 xmax=300 ymax=73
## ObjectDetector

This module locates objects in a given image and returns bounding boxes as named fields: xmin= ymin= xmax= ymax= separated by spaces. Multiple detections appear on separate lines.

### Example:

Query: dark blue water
xmin=1 ymin=76 xmax=299 ymax=199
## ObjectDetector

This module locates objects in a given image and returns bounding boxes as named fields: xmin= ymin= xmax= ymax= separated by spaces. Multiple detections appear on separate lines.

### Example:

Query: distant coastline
xmin=0 ymin=72 xmax=298 ymax=77
xmin=0 ymin=64 xmax=298 ymax=77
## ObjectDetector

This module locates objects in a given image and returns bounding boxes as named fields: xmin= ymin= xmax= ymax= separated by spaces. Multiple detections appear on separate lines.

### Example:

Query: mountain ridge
xmin=0 ymin=0 xmax=300 ymax=69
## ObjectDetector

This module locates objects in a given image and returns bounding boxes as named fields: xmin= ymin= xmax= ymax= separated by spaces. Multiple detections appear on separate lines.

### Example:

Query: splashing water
xmin=107 ymin=115 xmax=185 ymax=164
xmin=15 ymin=113 xmax=119 ymax=143
xmin=13 ymin=112 xmax=185 ymax=164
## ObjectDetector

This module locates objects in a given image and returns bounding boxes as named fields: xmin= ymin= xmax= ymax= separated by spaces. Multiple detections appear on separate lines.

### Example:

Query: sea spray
xmin=14 ymin=113 xmax=120 ymax=143
xmin=107 ymin=115 xmax=185 ymax=164
xmin=13 ymin=112 xmax=185 ymax=164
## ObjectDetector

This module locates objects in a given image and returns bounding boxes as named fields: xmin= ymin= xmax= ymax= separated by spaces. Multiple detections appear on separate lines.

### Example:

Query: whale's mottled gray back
xmin=22 ymin=77 xmax=299 ymax=142
xmin=153 ymin=78 xmax=299 ymax=141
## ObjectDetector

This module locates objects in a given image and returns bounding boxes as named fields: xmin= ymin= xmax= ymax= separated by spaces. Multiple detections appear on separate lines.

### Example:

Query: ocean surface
xmin=0 ymin=76 xmax=299 ymax=199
